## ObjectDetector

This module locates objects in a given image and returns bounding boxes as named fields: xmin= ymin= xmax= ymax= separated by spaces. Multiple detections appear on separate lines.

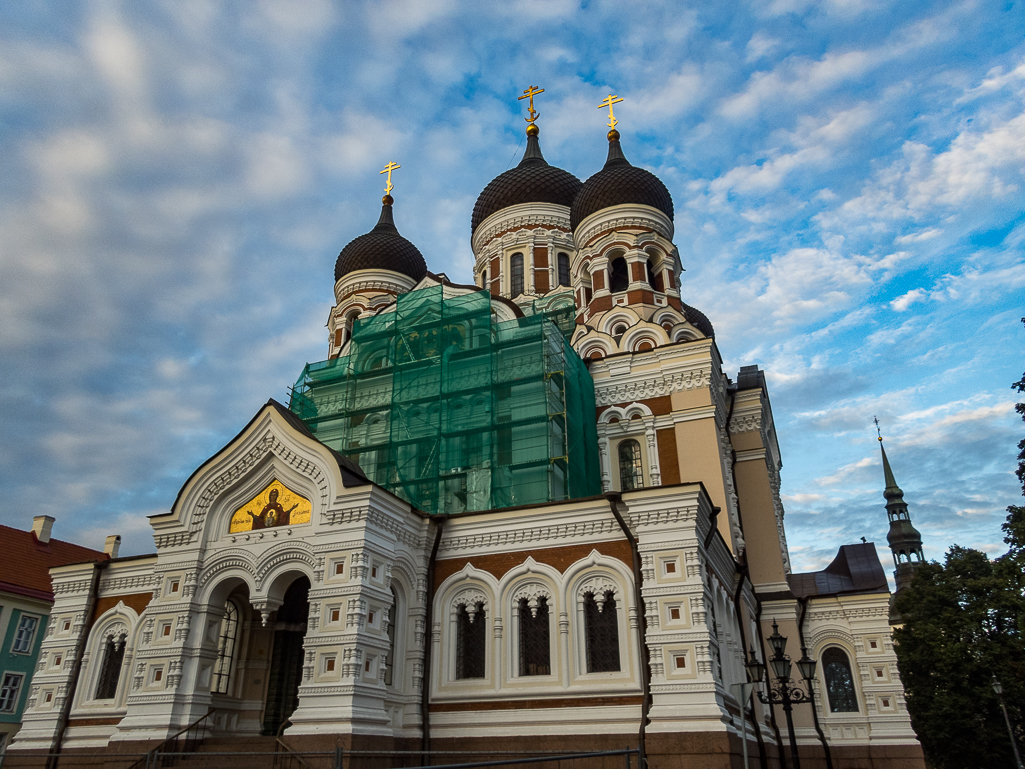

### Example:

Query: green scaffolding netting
xmin=288 ymin=284 xmax=601 ymax=515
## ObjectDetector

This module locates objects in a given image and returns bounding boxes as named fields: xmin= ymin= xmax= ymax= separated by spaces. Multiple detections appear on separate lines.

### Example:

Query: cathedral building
xmin=9 ymin=93 xmax=926 ymax=768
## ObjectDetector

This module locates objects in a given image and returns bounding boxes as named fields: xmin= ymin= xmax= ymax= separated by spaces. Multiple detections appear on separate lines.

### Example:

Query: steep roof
xmin=0 ymin=526 xmax=108 ymax=603
xmin=788 ymin=542 xmax=889 ymax=598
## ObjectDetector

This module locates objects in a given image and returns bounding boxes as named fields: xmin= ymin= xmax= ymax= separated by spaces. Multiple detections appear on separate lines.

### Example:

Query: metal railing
xmin=128 ymin=708 xmax=215 ymax=769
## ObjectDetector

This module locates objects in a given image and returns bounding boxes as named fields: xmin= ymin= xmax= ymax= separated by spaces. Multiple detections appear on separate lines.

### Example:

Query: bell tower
xmin=876 ymin=419 xmax=925 ymax=591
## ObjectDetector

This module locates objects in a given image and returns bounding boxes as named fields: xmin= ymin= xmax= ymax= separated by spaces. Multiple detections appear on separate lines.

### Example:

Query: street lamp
xmin=992 ymin=676 xmax=1023 ymax=769
xmin=746 ymin=620 xmax=817 ymax=769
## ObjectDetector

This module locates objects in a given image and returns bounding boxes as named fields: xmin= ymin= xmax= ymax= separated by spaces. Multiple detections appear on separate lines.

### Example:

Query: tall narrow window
xmin=11 ymin=615 xmax=39 ymax=653
xmin=609 ymin=258 xmax=629 ymax=293
xmin=618 ymin=440 xmax=643 ymax=491
xmin=518 ymin=597 xmax=551 ymax=676
xmin=455 ymin=602 xmax=486 ymax=679
xmin=510 ymin=253 xmax=524 ymax=296
xmin=212 ymin=600 xmax=239 ymax=695
xmin=385 ymin=587 xmax=398 ymax=686
xmin=557 ymin=253 xmax=571 ymax=287
xmin=95 ymin=633 xmax=127 ymax=700
xmin=584 ymin=591 xmax=620 ymax=673
xmin=822 ymin=647 xmax=859 ymax=712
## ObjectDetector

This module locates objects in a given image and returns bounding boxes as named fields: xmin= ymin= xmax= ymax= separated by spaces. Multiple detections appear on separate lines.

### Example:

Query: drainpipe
xmin=605 ymin=493 xmax=649 ymax=768
xmin=420 ymin=518 xmax=445 ymax=766
xmin=48 ymin=559 xmax=108 ymax=769
xmin=732 ymin=566 xmax=769 ymax=769
xmin=797 ymin=597 xmax=833 ymax=769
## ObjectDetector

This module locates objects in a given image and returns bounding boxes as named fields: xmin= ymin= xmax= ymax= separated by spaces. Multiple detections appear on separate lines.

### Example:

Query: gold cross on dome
xmin=518 ymin=85 xmax=544 ymax=124
xmin=599 ymin=93 xmax=624 ymax=130
xmin=380 ymin=161 xmax=401 ymax=195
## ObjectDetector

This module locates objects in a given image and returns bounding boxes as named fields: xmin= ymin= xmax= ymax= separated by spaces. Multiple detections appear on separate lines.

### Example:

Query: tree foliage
xmin=893 ymin=317 xmax=1025 ymax=769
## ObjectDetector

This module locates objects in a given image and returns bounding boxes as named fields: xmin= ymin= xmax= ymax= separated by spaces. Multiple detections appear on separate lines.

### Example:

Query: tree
xmin=892 ymin=317 xmax=1025 ymax=769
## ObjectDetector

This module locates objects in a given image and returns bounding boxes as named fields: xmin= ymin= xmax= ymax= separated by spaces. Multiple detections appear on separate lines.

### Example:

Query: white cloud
xmin=890 ymin=288 xmax=926 ymax=311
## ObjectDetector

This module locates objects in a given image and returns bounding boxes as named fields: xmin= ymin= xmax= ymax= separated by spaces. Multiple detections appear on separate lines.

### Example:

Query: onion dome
xmin=683 ymin=302 xmax=715 ymax=338
xmin=334 ymin=196 xmax=427 ymax=282
xmin=571 ymin=130 xmax=674 ymax=231
xmin=471 ymin=125 xmax=582 ymax=236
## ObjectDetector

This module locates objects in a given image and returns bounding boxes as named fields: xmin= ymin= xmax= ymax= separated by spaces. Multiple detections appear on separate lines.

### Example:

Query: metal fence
xmin=0 ymin=747 xmax=641 ymax=769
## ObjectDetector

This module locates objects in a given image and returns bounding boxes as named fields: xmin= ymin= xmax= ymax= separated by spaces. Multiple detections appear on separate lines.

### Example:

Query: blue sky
xmin=1 ymin=0 xmax=1023 ymax=578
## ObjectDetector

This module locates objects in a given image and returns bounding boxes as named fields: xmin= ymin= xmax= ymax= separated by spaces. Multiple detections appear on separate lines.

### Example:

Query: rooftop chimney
xmin=32 ymin=515 xmax=55 ymax=544
xmin=104 ymin=535 xmax=122 ymax=559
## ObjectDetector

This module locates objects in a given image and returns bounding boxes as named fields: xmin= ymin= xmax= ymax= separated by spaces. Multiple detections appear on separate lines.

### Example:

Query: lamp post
xmin=746 ymin=620 xmax=817 ymax=769
xmin=992 ymin=676 xmax=1023 ymax=769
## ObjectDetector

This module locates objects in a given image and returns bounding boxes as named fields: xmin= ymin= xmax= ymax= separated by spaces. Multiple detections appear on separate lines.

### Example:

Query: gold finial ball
xmin=382 ymin=194 xmax=394 ymax=205
xmin=607 ymin=128 xmax=620 ymax=141
xmin=526 ymin=123 xmax=539 ymax=136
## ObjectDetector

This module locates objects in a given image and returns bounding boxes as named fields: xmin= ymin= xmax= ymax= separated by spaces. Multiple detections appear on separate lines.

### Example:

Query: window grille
xmin=584 ymin=591 xmax=620 ymax=673
xmin=557 ymin=253 xmax=571 ymax=287
xmin=212 ymin=600 xmax=239 ymax=694
xmin=518 ymin=597 xmax=551 ymax=676
xmin=510 ymin=253 xmax=524 ymax=296
xmin=618 ymin=440 xmax=643 ymax=490
xmin=822 ymin=647 xmax=859 ymax=712
xmin=456 ymin=602 xmax=487 ymax=679
xmin=0 ymin=673 xmax=24 ymax=712
xmin=609 ymin=258 xmax=629 ymax=293
xmin=95 ymin=634 xmax=127 ymax=700
xmin=12 ymin=615 xmax=38 ymax=653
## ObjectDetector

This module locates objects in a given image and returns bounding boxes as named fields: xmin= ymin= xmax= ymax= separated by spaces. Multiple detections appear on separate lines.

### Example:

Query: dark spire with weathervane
xmin=875 ymin=417 xmax=925 ymax=592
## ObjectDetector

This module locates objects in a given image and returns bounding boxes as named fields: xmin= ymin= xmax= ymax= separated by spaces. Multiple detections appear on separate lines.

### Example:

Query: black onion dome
xmin=570 ymin=135 xmax=674 ymax=231
xmin=683 ymin=302 xmax=714 ymax=338
xmin=334 ymin=200 xmax=428 ymax=283
xmin=471 ymin=131 xmax=582 ymax=235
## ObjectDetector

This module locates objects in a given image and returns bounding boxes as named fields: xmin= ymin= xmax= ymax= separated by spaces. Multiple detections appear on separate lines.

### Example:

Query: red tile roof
xmin=0 ymin=525 xmax=109 ymax=603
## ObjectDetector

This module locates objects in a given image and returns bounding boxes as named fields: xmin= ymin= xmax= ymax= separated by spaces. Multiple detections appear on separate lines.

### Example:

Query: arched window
xmin=95 ymin=632 xmax=127 ymax=700
xmin=618 ymin=440 xmax=643 ymax=491
xmin=519 ymin=597 xmax=551 ymax=676
xmin=612 ymin=324 xmax=627 ymax=343
xmin=584 ymin=591 xmax=620 ymax=673
xmin=557 ymin=253 xmax=571 ymax=287
xmin=481 ymin=268 xmax=488 ymax=287
xmin=510 ymin=253 xmax=524 ymax=296
xmin=609 ymin=258 xmax=629 ymax=293
xmin=822 ymin=647 xmax=859 ymax=712
xmin=646 ymin=259 xmax=663 ymax=292
xmin=456 ymin=602 xmax=486 ymax=679
xmin=212 ymin=600 xmax=239 ymax=695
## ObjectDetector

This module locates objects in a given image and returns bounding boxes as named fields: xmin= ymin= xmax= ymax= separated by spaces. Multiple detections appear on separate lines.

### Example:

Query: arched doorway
xmin=262 ymin=576 xmax=310 ymax=735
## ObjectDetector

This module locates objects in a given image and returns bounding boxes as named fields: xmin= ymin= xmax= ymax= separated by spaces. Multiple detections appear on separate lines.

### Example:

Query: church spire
xmin=875 ymin=418 xmax=924 ymax=591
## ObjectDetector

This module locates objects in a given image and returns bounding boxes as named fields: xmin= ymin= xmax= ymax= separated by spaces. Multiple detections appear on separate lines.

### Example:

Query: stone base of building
xmin=4 ymin=731 xmax=927 ymax=769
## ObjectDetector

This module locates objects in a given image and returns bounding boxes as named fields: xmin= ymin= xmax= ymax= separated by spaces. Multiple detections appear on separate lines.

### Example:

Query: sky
xmin=1 ymin=0 xmax=1023 ymax=578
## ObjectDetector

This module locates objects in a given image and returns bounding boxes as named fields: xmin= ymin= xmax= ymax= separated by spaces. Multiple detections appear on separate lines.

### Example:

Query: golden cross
xmin=518 ymin=85 xmax=545 ymax=124
xmin=380 ymin=161 xmax=401 ymax=195
xmin=598 ymin=93 xmax=624 ymax=130
xmin=874 ymin=416 xmax=883 ymax=442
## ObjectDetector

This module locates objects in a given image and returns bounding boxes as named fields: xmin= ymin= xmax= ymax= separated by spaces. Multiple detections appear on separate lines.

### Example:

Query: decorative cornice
xmin=594 ymin=368 xmax=711 ymax=406
xmin=472 ymin=203 xmax=572 ymax=255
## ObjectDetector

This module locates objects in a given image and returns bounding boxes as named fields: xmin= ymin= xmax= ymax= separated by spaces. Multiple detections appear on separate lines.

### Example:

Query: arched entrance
xmin=262 ymin=576 xmax=310 ymax=735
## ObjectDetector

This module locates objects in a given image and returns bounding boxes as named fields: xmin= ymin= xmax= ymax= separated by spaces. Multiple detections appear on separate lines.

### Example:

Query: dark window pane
xmin=456 ymin=603 xmax=487 ymax=679
xmin=95 ymin=634 xmax=126 ymax=700
xmin=519 ymin=597 xmax=550 ymax=676
xmin=609 ymin=258 xmax=629 ymax=293
xmin=511 ymin=254 xmax=524 ymax=296
xmin=584 ymin=592 xmax=620 ymax=672
xmin=618 ymin=440 xmax=643 ymax=490
xmin=385 ymin=587 xmax=398 ymax=686
xmin=558 ymin=254 xmax=571 ymax=287
xmin=212 ymin=600 xmax=239 ymax=694
xmin=823 ymin=647 xmax=859 ymax=712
